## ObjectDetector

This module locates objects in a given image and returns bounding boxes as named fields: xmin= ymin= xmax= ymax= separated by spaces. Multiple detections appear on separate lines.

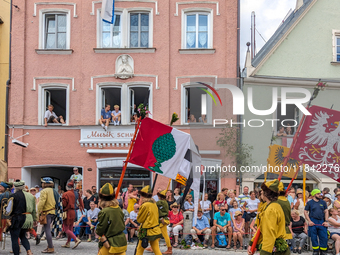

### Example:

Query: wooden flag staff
xmin=115 ymin=117 xmax=141 ymax=199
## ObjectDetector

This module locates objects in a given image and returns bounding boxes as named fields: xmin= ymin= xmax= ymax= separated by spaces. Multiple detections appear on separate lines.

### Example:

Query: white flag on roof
xmin=101 ymin=0 xmax=115 ymax=24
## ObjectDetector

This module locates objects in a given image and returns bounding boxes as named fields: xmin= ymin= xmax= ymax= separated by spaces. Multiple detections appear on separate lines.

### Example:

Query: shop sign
xmin=101 ymin=170 xmax=150 ymax=179
xmin=79 ymin=126 xmax=135 ymax=145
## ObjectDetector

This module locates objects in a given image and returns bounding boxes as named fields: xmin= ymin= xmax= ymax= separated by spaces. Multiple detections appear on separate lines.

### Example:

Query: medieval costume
xmin=249 ymin=180 xmax=290 ymax=255
xmin=145 ymin=189 xmax=172 ymax=254
xmin=96 ymin=183 xmax=127 ymax=255
xmin=136 ymin=185 xmax=162 ymax=255
xmin=37 ymin=177 xmax=57 ymax=253
xmin=5 ymin=181 xmax=35 ymax=255
xmin=277 ymin=183 xmax=293 ymax=240
xmin=61 ymin=180 xmax=81 ymax=249
xmin=0 ymin=181 xmax=13 ymax=240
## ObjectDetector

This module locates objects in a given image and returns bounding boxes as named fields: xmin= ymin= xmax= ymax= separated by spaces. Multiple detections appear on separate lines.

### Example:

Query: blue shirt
xmin=184 ymin=201 xmax=194 ymax=210
xmin=193 ymin=215 xmax=210 ymax=230
xmin=214 ymin=212 xmax=231 ymax=227
xmin=287 ymin=195 xmax=294 ymax=205
xmin=305 ymin=199 xmax=327 ymax=221
xmin=101 ymin=109 xmax=112 ymax=119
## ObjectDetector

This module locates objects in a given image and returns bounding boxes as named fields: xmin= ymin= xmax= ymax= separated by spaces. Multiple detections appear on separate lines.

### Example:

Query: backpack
xmin=216 ymin=232 xmax=227 ymax=247
xmin=184 ymin=235 xmax=193 ymax=246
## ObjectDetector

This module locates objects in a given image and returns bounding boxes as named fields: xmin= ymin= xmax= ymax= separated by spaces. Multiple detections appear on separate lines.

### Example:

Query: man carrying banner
xmin=146 ymin=189 xmax=172 ymax=254
xmin=304 ymin=189 xmax=329 ymax=255
xmin=96 ymin=184 xmax=127 ymax=255
xmin=136 ymin=185 xmax=162 ymax=255
xmin=248 ymin=180 xmax=289 ymax=255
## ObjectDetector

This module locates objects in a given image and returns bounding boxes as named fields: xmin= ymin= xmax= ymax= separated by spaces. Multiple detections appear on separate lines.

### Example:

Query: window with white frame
xmin=130 ymin=13 xmax=149 ymax=48
xmin=184 ymin=87 xmax=210 ymax=124
xmin=275 ymin=102 xmax=299 ymax=135
xmin=98 ymin=10 xmax=152 ymax=48
xmin=41 ymin=86 xmax=68 ymax=125
xmin=183 ymin=12 xmax=212 ymax=49
xmin=44 ymin=13 xmax=68 ymax=49
xmin=336 ymin=36 xmax=340 ymax=62
xmin=101 ymin=14 xmax=122 ymax=48
xmin=98 ymin=85 xmax=151 ymax=125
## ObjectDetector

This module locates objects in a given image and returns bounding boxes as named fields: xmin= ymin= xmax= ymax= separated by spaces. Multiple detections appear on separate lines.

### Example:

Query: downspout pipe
xmin=5 ymin=0 xmax=13 ymax=163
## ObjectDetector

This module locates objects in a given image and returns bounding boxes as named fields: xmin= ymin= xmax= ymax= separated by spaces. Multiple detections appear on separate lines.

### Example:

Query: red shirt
xmin=168 ymin=211 xmax=184 ymax=226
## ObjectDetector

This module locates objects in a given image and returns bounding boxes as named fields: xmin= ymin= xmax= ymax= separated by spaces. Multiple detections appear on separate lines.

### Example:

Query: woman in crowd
xmin=230 ymin=200 xmax=242 ymax=226
xmin=166 ymin=191 xmax=175 ymax=209
xmin=250 ymin=190 xmax=266 ymax=234
xmin=167 ymin=203 xmax=183 ymax=248
xmin=213 ymin=192 xmax=226 ymax=213
xmin=199 ymin=193 xmax=212 ymax=221
xmin=61 ymin=180 xmax=82 ymax=249
xmin=184 ymin=195 xmax=194 ymax=212
xmin=173 ymin=188 xmax=181 ymax=201
xmin=226 ymin=189 xmax=239 ymax=208
xmin=328 ymin=208 xmax=340 ymax=255
xmin=127 ymin=188 xmax=139 ymax=213
xmin=233 ymin=211 xmax=245 ymax=250
xmin=323 ymin=194 xmax=333 ymax=210
xmin=289 ymin=210 xmax=308 ymax=254
xmin=83 ymin=189 xmax=95 ymax=211
xmin=242 ymin=191 xmax=260 ymax=234
xmin=248 ymin=179 xmax=289 ymax=255
xmin=293 ymin=190 xmax=305 ymax=218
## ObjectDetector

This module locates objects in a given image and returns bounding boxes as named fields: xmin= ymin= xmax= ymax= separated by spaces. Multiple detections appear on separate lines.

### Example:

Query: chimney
xmin=295 ymin=0 xmax=304 ymax=11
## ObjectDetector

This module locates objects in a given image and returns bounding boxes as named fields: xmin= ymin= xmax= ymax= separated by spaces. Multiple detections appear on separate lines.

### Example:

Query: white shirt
xmin=112 ymin=110 xmax=121 ymax=116
xmin=70 ymin=174 xmax=83 ymax=182
xmin=245 ymin=198 xmax=260 ymax=213
xmin=130 ymin=211 xmax=138 ymax=221
xmin=44 ymin=110 xmax=58 ymax=119
xmin=199 ymin=200 xmax=211 ymax=214
xmin=152 ymin=195 xmax=159 ymax=202
xmin=35 ymin=192 xmax=40 ymax=199
xmin=227 ymin=197 xmax=240 ymax=206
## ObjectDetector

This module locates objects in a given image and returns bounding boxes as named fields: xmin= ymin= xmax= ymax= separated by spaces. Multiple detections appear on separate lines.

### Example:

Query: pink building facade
xmin=8 ymin=0 xmax=239 ymax=194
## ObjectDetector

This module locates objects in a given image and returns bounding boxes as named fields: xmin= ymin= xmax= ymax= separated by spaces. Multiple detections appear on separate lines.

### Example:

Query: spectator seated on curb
xmin=167 ymin=202 xmax=184 ymax=248
xmin=86 ymin=201 xmax=100 ymax=242
xmin=44 ymin=105 xmax=65 ymax=127
xmin=128 ymin=203 xmax=140 ymax=242
xmin=232 ymin=211 xmax=245 ymax=250
xmin=74 ymin=208 xmax=88 ymax=238
xmin=211 ymin=205 xmax=232 ymax=249
xmin=190 ymin=209 xmax=211 ymax=249
xmin=290 ymin=209 xmax=308 ymax=254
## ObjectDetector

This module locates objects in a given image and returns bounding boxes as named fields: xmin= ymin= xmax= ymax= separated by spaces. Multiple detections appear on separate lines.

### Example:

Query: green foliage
xmin=180 ymin=239 xmax=190 ymax=249
xmin=216 ymin=125 xmax=254 ymax=172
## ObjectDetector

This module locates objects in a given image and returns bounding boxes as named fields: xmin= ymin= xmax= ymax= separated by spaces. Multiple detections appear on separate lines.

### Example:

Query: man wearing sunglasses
xmin=211 ymin=205 xmax=232 ymax=249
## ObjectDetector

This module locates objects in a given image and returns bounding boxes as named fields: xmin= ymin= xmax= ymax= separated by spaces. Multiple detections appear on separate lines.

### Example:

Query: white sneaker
xmin=104 ymin=126 xmax=108 ymax=131
xmin=113 ymin=122 xmax=117 ymax=126
xmin=116 ymin=122 xmax=120 ymax=126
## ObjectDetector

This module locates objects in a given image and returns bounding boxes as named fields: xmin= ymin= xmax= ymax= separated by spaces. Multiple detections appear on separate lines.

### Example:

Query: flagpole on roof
xmin=251 ymin=80 xmax=327 ymax=254
xmin=115 ymin=117 xmax=141 ymax=199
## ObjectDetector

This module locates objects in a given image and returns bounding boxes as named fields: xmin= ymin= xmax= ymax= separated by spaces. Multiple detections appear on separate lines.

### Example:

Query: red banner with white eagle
xmin=290 ymin=106 xmax=340 ymax=182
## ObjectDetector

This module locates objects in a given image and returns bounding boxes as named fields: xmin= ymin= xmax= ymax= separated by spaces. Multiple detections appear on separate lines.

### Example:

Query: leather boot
xmin=72 ymin=238 xmax=81 ymax=249
xmin=41 ymin=247 xmax=54 ymax=253
xmin=145 ymin=247 xmax=153 ymax=252
xmin=162 ymin=247 xmax=173 ymax=255
xmin=320 ymin=250 xmax=327 ymax=255
xmin=61 ymin=242 xmax=70 ymax=248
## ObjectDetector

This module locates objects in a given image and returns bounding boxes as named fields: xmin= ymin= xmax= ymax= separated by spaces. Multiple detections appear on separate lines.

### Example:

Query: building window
xmin=184 ymin=87 xmax=210 ymax=124
xmin=44 ymin=14 xmax=67 ymax=49
xmin=183 ymin=12 xmax=212 ymax=49
xmin=98 ymin=84 xmax=151 ymax=125
xmin=101 ymin=14 xmax=121 ymax=48
xmin=336 ymin=36 xmax=340 ymax=62
xmin=42 ymin=87 xmax=68 ymax=125
xmin=130 ymin=13 xmax=149 ymax=48
xmin=276 ymin=102 xmax=299 ymax=135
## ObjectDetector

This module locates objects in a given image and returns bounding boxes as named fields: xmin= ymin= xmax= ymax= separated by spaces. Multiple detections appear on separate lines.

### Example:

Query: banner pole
xmin=115 ymin=117 xmax=141 ymax=199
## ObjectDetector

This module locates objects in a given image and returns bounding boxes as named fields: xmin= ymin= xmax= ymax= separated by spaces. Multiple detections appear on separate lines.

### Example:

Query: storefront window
xmin=99 ymin=168 xmax=151 ymax=189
